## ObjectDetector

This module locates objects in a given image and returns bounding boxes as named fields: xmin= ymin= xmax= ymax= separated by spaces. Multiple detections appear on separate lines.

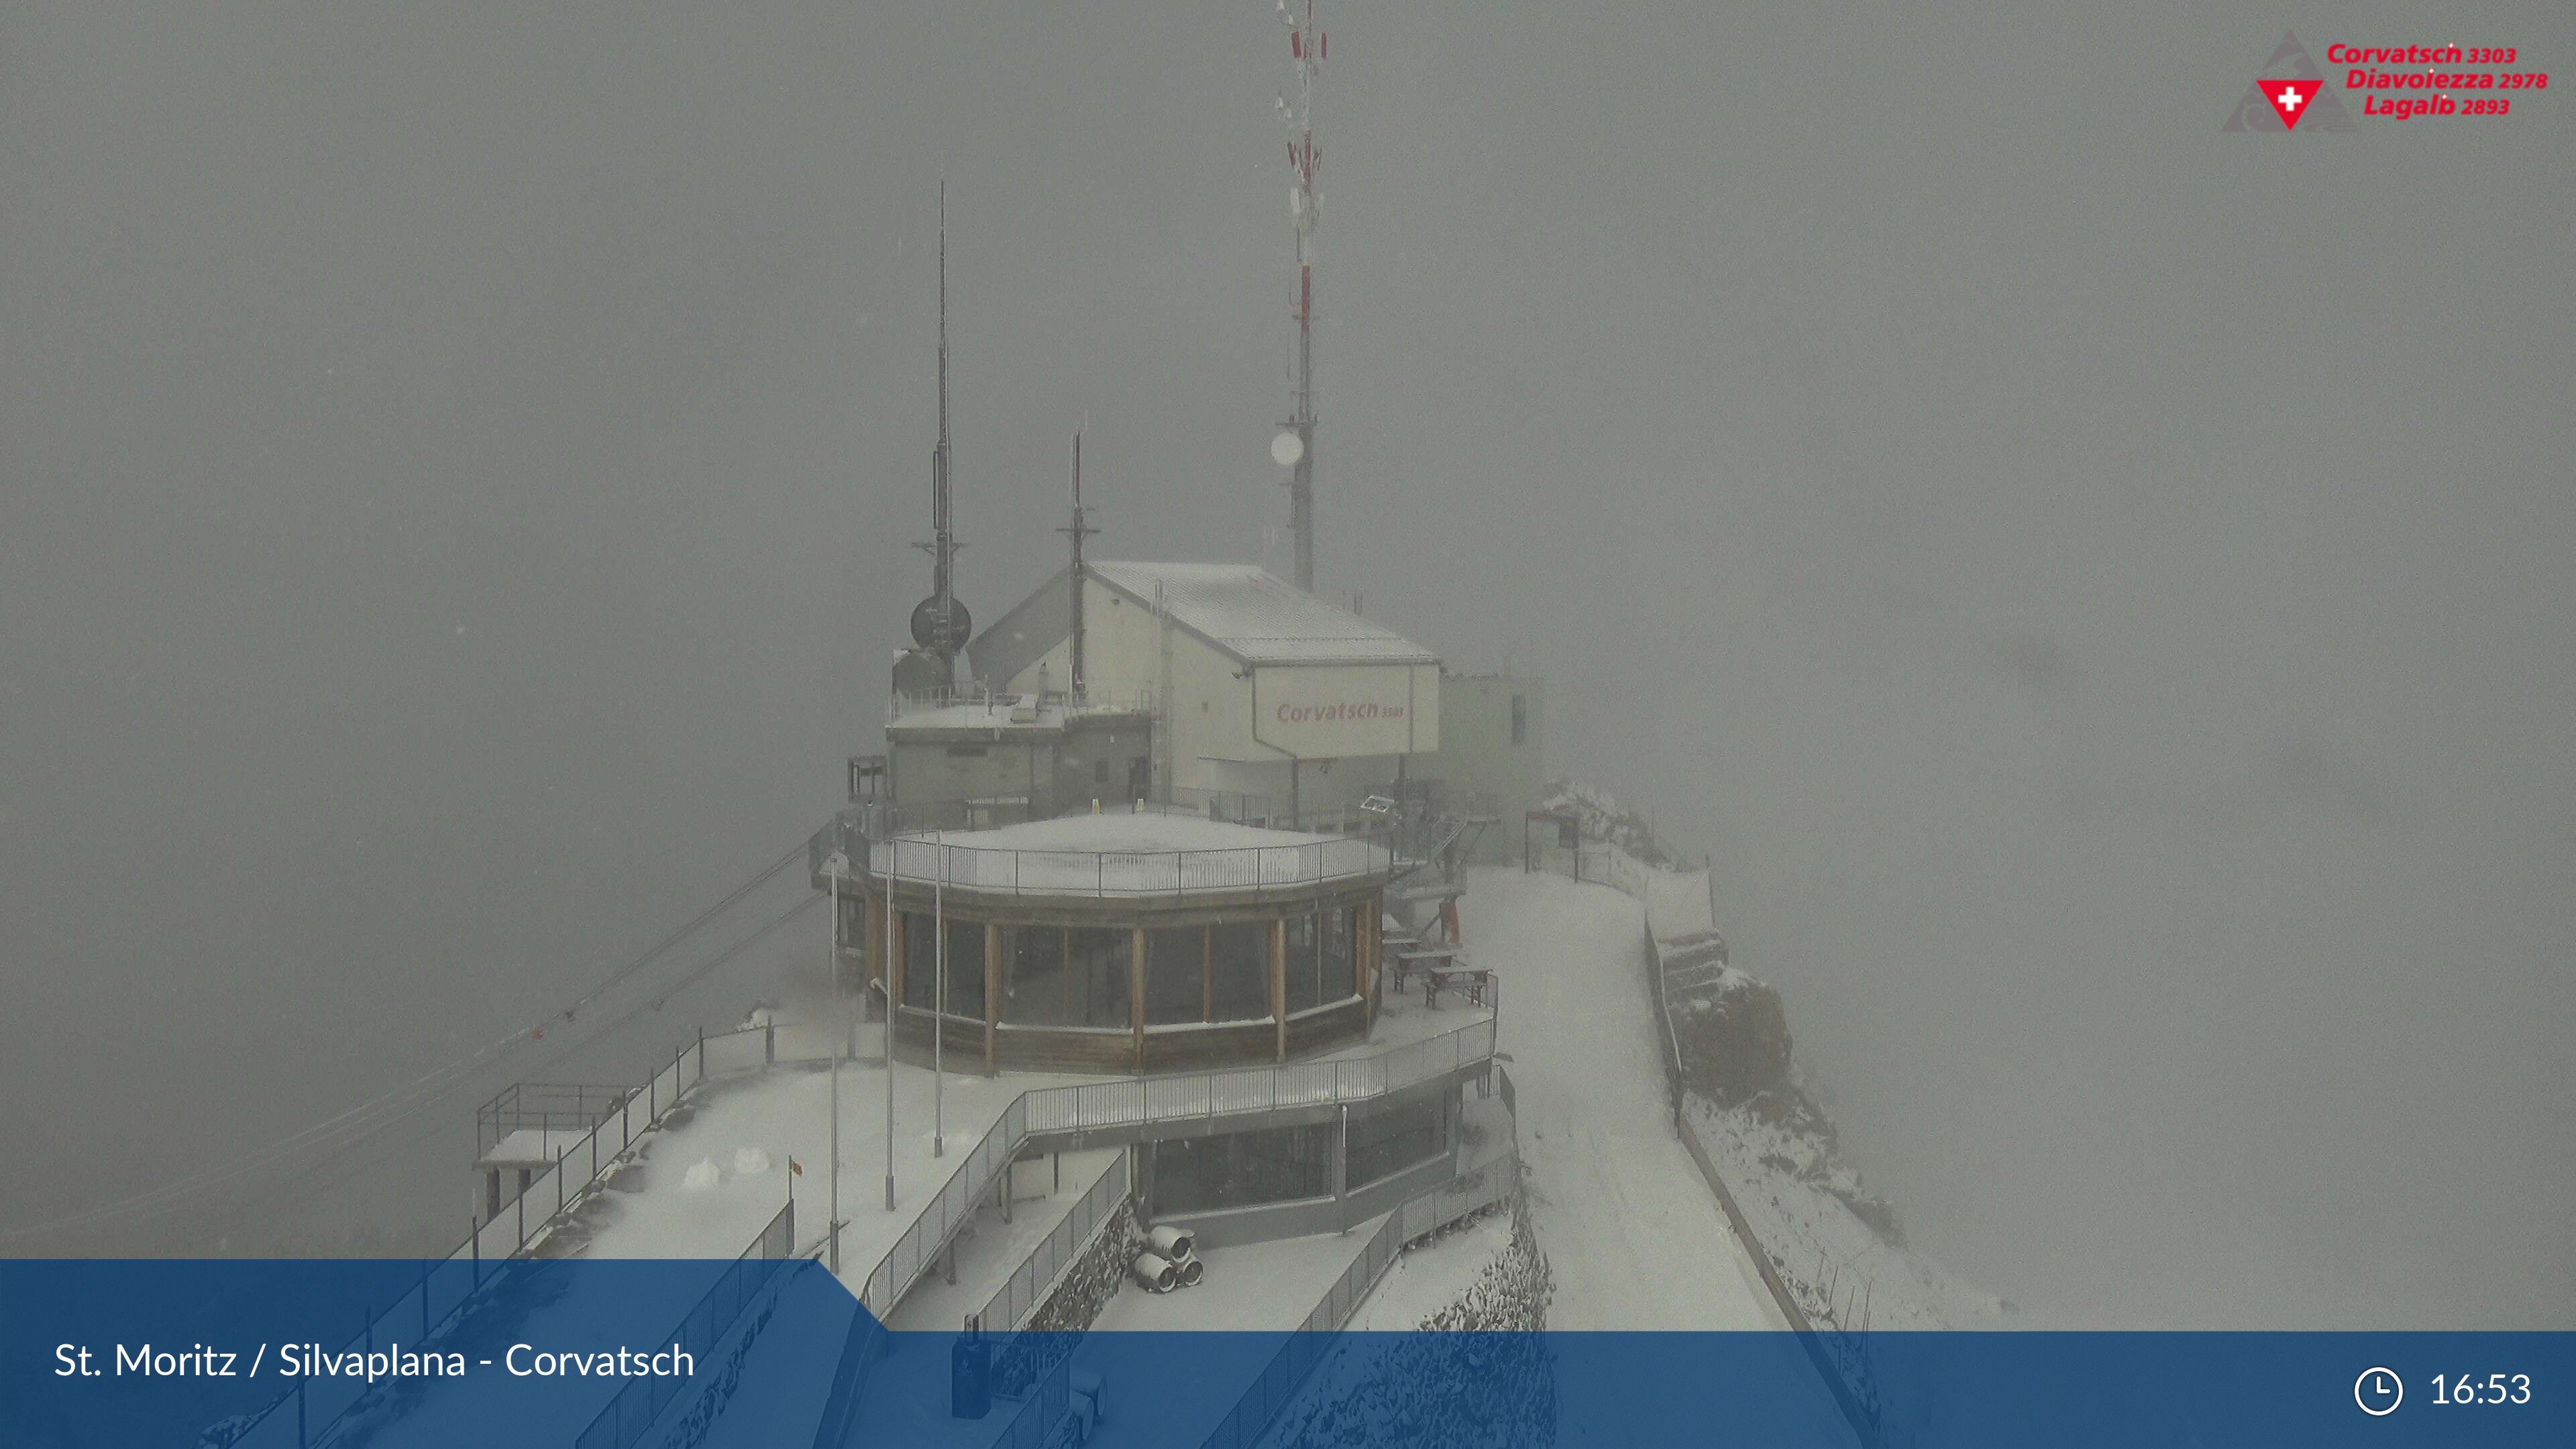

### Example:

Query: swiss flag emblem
xmin=2265 ymin=78 xmax=2322 ymax=130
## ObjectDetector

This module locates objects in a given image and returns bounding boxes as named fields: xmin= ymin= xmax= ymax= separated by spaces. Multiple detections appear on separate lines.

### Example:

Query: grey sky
xmin=3 ymin=1 xmax=2569 ymax=1326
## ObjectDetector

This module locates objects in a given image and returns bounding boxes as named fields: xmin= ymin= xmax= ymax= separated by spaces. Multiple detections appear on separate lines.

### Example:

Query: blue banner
xmin=2 ymin=1260 xmax=2567 ymax=1448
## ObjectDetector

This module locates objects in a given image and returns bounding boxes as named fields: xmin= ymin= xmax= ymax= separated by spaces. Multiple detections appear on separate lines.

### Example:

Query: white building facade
xmin=961 ymin=561 xmax=1440 ymax=820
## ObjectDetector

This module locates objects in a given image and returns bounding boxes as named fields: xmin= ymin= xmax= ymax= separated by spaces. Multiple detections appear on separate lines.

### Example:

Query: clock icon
xmin=2355 ymin=1366 xmax=2404 ymax=1417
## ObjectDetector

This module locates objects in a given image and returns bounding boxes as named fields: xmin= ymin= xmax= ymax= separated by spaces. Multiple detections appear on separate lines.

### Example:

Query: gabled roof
xmin=1084 ymin=561 xmax=1439 ymax=667
xmin=965 ymin=561 xmax=1438 ymax=680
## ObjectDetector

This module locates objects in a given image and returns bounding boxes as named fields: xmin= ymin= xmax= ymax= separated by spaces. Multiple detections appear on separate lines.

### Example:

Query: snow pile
xmin=1537 ymin=781 xmax=1684 ymax=868
xmin=732 ymin=1147 xmax=771 ymax=1175
xmin=682 ymin=1159 xmax=722 ymax=1190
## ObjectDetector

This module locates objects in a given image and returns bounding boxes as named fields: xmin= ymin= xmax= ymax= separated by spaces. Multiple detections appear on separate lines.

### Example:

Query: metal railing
xmin=977 ymin=1150 xmax=1131 ymax=1338
xmin=864 ymin=835 xmax=1393 ymax=898
xmin=886 ymin=686 xmax=1156 ymax=724
xmin=854 ymin=1093 xmax=1026 ymax=1317
xmin=217 ymin=1022 xmax=826 ymax=1449
xmin=1190 ymin=1148 xmax=1525 ymax=1449
xmin=855 ymin=1014 xmax=1495 ymax=1318
xmin=1586 ymin=841 xmax=1882 ymax=1448
xmin=221 ymin=1005 xmax=1496 ymax=1448
xmin=573 ymin=1201 xmax=802 ymax=1449
xmin=474 ymin=1082 xmax=633 ymax=1161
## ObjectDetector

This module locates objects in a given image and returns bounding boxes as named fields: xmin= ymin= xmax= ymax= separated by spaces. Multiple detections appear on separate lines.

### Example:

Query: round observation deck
xmin=849 ymin=812 xmax=1396 ymax=1075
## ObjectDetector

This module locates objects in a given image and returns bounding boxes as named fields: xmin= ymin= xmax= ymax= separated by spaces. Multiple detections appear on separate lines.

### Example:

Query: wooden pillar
xmin=1271 ymin=918 xmax=1288 ymax=1062
xmin=1130 ymin=928 xmax=1147 ymax=1073
xmin=985 ymin=922 xmax=1002 ymax=1075
xmin=1360 ymin=894 xmax=1379 ymax=1028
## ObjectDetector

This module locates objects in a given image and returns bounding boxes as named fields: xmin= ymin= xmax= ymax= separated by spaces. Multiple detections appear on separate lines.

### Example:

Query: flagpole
xmin=827 ymin=860 xmax=843 ymax=1273
xmin=932 ymin=828 xmax=946 ymax=1158
xmin=884 ymin=843 xmax=897 ymax=1212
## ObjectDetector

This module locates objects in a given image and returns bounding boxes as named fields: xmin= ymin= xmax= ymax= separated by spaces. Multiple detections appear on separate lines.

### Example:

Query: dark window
xmin=1347 ymin=1093 xmax=1448 ymax=1187
xmin=902 ymin=913 xmax=937 ymax=1012
xmin=1065 ymin=928 xmax=1132 ymax=1029
xmin=1321 ymin=907 xmax=1357 ymax=1005
xmin=1511 ymin=694 xmax=1527 ymax=745
xmin=1002 ymin=925 xmax=1069 ymax=1026
xmin=837 ymin=894 xmax=866 ymax=953
xmin=1282 ymin=909 xmax=1357 ymax=1014
xmin=1093 ymin=759 xmax=1109 ymax=784
xmin=1150 ymin=1123 xmax=1335 ymax=1216
xmin=1283 ymin=914 xmax=1320 ymax=1013
xmin=1209 ymin=922 xmax=1272 ymax=1022
xmin=1144 ymin=927 xmax=1205 ymax=1026
xmin=943 ymin=919 xmax=985 ymax=1018
xmin=901 ymin=912 xmax=983 ymax=1018
xmin=946 ymin=745 xmax=989 ymax=758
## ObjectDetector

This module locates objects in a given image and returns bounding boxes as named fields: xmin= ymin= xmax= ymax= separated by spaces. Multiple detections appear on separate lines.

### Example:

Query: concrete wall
xmin=1415 ymin=674 xmax=1546 ymax=857
xmin=887 ymin=736 xmax=1055 ymax=810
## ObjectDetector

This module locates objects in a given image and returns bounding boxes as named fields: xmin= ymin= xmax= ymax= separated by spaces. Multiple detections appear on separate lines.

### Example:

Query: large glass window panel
xmin=1144 ymin=926 xmax=1205 ymax=1026
xmin=1002 ymin=926 xmax=1068 ymax=1026
xmin=1283 ymin=914 xmax=1321 ymax=1014
xmin=902 ymin=912 xmax=938 ymax=1012
xmin=1321 ymin=906 xmax=1357 ymax=1004
xmin=1208 ymin=922 xmax=1271 ymax=1022
xmin=1347 ymin=1093 xmax=1447 ymax=1187
xmin=1149 ymin=1122 xmax=1335 ymax=1216
xmin=943 ymin=919 xmax=985 ymax=1019
xmin=1065 ymin=928 xmax=1132 ymax=1029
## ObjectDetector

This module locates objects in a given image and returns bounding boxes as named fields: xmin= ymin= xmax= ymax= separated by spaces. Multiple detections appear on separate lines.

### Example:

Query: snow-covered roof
xmin=914 ymin=811 xmax=1336 ymax=853
xmin=1085 ymin=561 xmax=1438 ymax=667
xmin=871 ymin=810 xmax=1394 ymax=894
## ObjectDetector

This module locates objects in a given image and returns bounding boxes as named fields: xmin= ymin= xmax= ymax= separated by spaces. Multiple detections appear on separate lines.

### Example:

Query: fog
xmin=3 ymin=1 xmax=2568 ymax=1328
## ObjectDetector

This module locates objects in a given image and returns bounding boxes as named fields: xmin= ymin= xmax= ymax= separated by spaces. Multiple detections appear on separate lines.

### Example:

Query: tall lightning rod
xmin=1057 ymin=425 xmax=1099 ymax=696
xmin=1273 ymin=0 xmax=1325 ymax=592
xmin=912 ymin=184 xmax=969 ymax=664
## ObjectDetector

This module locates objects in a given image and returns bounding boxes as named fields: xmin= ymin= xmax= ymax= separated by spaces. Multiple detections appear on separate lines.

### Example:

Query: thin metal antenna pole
xmin=1058 ymin=425 xmax=1098 ymax=698
xmin=936 ymin=183 xmax=952 ymax=632
xmin=1277 ymin=1 xmax=1325 ymax=590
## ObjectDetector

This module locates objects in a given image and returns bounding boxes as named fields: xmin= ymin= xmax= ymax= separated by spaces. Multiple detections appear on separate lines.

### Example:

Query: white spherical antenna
xmin=1270 ymin=430 xmax=1305 ymax=468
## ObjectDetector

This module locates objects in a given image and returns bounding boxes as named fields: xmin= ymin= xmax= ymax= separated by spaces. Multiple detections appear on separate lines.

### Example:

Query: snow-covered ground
xmin=358 ymin=1053 xmax=1103 ymax=1447
xmin=1469 ymin=866 xmax=1856 ymax=1445
xmin=574 ymin=1053 xmax=1102 ymax=1273
xmin=1686 ymin=1097 xmax=2005 ymax=1333
xmin=1468 ymin=867 xmax=1779 ymax=1330
xmin=1343 ymin=1209 xmax=1515 ymax=1331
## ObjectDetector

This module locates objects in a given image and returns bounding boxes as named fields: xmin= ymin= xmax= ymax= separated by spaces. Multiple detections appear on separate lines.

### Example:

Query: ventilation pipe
xmin=1177 ymin=1256 xmax=1205 ymax=1287
xmin=1146 ymin=1225 xmax=1195 ymax=1261
xmin=1129 ymin=1253 xmax=1179 ymax=1293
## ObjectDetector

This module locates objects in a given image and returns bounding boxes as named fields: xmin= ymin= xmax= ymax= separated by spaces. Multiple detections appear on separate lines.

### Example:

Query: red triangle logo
xmin=2264 ymin=78 xmax=2322 ymax=130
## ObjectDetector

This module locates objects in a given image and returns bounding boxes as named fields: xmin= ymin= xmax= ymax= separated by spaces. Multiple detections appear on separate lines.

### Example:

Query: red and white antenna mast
xmin=1270 ymin=0 xmax=1326 ymax=592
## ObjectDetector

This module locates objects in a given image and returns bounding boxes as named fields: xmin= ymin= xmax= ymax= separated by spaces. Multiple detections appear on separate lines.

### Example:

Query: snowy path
xmin=1471 ymin=868 xmax=1856 ymax=1444
xmin=1473 ymin=867 xmax=1780 ymax=1331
